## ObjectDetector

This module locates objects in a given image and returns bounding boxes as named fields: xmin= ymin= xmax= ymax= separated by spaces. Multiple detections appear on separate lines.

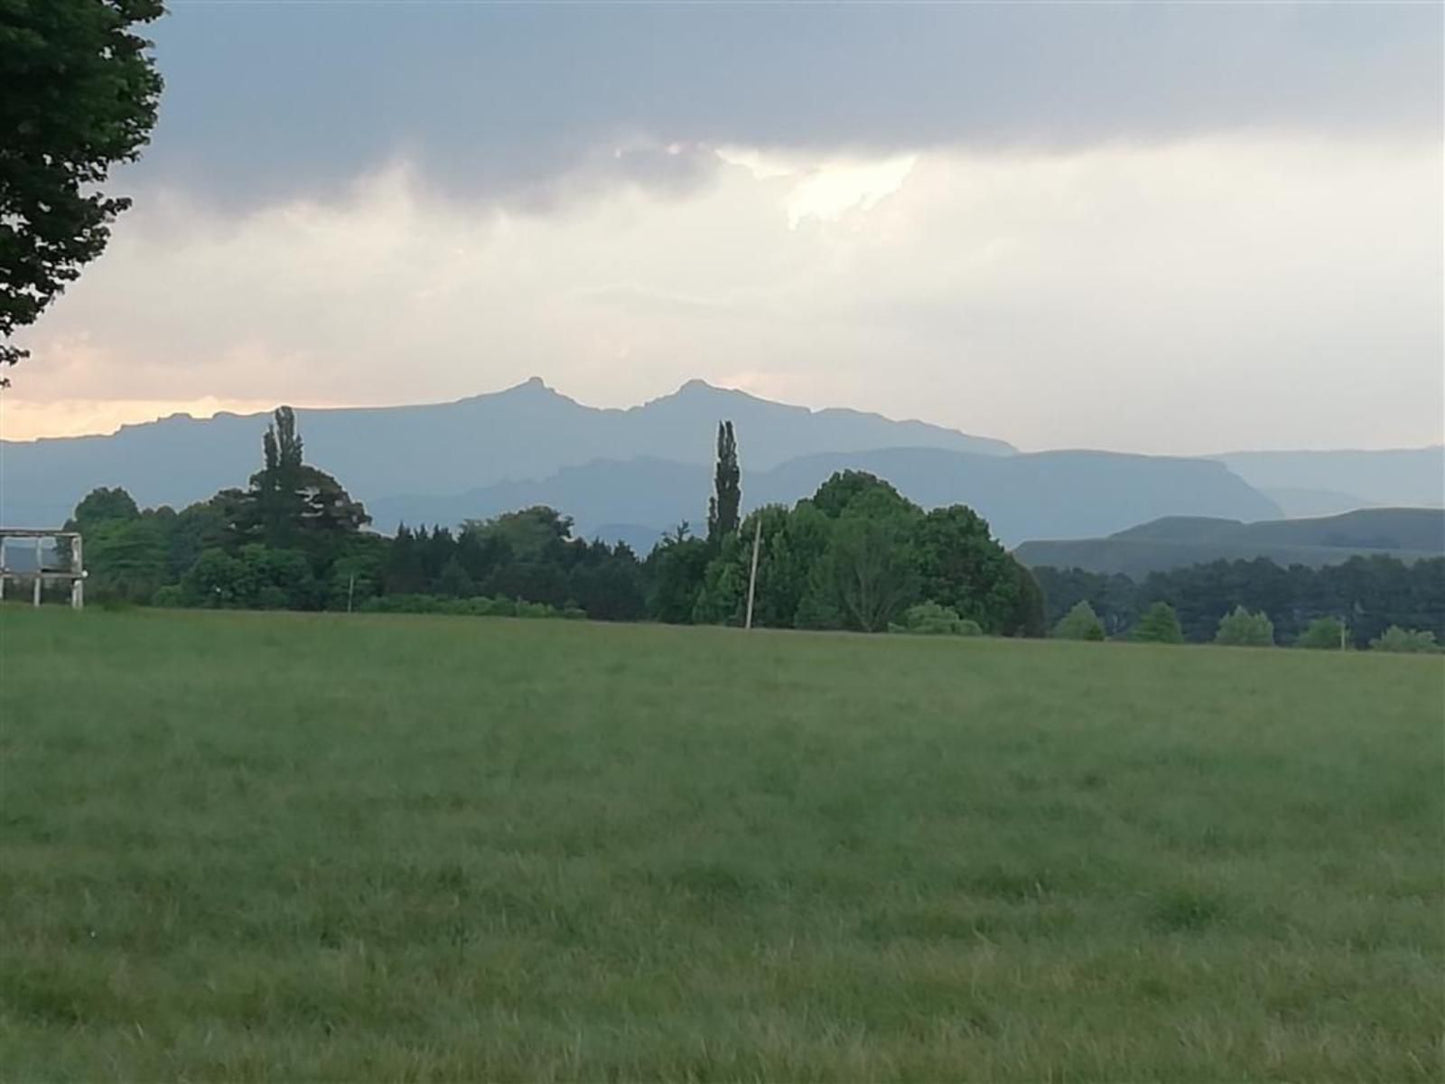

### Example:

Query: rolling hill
xmin=1013 ymin=508 xmax=1445 ymax=576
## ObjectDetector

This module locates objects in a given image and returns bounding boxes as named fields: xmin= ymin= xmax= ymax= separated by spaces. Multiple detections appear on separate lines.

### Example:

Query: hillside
xmin=371 ymin=446 xmax=1282 ymax=547
xmin=1014 ymin=507 xmax=1445 ymax=576
xmin=0 ymin=379 xmax=1011 ymax=529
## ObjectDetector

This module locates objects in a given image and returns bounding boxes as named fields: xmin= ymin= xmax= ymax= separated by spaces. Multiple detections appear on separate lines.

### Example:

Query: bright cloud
xmin=5 ymin=136 xmax=1440 ymax=454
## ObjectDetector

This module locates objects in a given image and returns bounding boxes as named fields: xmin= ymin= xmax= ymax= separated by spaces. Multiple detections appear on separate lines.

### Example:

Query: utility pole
xmin=744 ymin=516 xmax=762 ymax=630
xmin=347 ymin=573 xmax=357 ymax=614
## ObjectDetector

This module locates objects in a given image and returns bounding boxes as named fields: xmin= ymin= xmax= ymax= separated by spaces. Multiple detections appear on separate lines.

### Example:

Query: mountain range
xmin=370 ymin=447 xmax=1281 ymax=548
xmin=2 ymin=378 xmax=1440 ymax=548
xmin=1210 ymin=448 xmax=1445 ymax=517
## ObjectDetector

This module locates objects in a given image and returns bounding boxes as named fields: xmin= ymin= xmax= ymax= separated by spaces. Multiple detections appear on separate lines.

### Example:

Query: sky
xmin=2 ymin=0 xmax=1441 ymax=454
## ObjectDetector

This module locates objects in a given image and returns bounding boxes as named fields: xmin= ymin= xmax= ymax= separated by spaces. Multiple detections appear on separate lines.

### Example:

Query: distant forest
xmin=1034 ymin=560 xmax=1443 ymax=649
xmin=35 ymin=408 xmax=1444 ymax=650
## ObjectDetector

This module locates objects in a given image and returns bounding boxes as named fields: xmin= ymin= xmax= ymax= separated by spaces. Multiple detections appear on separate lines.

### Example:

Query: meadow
xmin=0 ymin=606 xmax=1440 ymax=1081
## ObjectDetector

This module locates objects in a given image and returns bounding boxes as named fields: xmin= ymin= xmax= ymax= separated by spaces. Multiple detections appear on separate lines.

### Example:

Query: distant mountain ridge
xmin=370 ymin=446 xmax=1282 ymax=548
xmin=1212 ymin=447 xmax=1444 ymax=511
xmin=3 ymin=378 xmax=1436 ymax=547
xmin=0 ymin=378 xmax=1012 ymax=528
xmin=1013 ymin=508 xmax=1445 ymax=576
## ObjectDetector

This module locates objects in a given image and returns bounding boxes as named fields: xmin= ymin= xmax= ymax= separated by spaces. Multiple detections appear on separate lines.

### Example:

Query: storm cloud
xmin=137 ymin=3 xmax=1440 ymax=208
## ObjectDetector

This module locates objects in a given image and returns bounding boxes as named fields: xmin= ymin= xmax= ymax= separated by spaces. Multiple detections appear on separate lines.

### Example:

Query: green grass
xmin=1 ymin=607 xmax=1441 ymax=1081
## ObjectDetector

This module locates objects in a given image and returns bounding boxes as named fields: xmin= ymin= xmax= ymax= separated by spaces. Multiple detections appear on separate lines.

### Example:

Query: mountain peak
xmin=677 ymin=377 xmax=721 ymax=395
xmin=484 ymin=375 xmax=566 ymax=401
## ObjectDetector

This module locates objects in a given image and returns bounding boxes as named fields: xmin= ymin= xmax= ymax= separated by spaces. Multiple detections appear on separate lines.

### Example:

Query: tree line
xmin=60 ymin=410 xmax=1043 ymax=635
xmin=1034 ymin=558 xmax=1444 ymax=650
xmin=55 ymin=406 xmax=1441 ymax=651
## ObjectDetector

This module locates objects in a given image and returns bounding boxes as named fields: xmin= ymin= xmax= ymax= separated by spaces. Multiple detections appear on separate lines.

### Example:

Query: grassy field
xmin=1 ymin=606 xmax=1441 ymax=1081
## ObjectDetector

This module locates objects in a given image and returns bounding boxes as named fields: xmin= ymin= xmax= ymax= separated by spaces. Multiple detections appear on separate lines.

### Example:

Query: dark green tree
xmin=465 ymin=506 xmax=573 ymax=562
xmin=1296 ymin=615 xmax=1347 ymax=650
xmin=66 ymin=486 xmax=140 ymax=532
xmin=181 ymin=548 xmax=251 ymax=608
xmin=435 ymin=556 xmax=476 ymax=599
xmin=1031 ymin=565 xmax=1138 ymax=636
xmin=645 ymin=523 xmax=711 ymax=624
xmin=245 ymin=406 xmax=369 ymax=553
xmin=1 ymin=0 xmax=165 ymax=380
xmin=707 ymin=420 xmax=741 ymax=542
xmin=1054 ymin=600 xmax=1106 ymax=641
xmin=252 ymin=406 xmax=305 ymax=547
xmin=914 ymin=505 xmax=1017 ymax=632
xmin=691 ymin=529 xmax=750 ymax=625
xmin=811 ymin=470 xmax=909 ymax=520
xmin=1132 ymin=601 xmax=1184 ymax=644
xmin=1215 ymin=605 xmax=1274 ymax=647
xmin=84 ymin=516 xmax=167 ymax=603
xmin=383 ymin=525 xmax=428 ymax=595
xmin=567 ymin=543 xmax=647 ymax=621
xmin=1003 ymin=559 xmax=1049 ymax=638
xmin=823 ymin=512 xmax=920 ymax=633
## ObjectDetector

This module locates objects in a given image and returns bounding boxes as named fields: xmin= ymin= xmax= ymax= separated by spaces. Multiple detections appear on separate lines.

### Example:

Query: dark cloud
xmin=131 ymin=2 xmax=1440 ymax=208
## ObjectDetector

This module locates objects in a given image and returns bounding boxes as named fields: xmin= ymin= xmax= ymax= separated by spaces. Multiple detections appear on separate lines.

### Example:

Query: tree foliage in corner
xmin=0 ymin=0 xmax=165 ymax=380
xmin=707 ymin=420 xmax=741 ymax=542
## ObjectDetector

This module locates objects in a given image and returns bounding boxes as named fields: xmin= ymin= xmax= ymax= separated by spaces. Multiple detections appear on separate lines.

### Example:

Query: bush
xmin=151 ymin=585 xmax=186 ymax=608
xmin=1054 ymin=600 xmax=1105 ymax=641
xmin=1370 ymin=626 xmax=1440 ymax=654
xmin=1214 ymin=605 xmax=1274 ymax=647
xmin=1297 ymin=616 xmax=1347 ymax=650
xmin=889 ymin=601 xmax=984 ymax=636
xmin=1132 ymin=602 xmax=1183 ymax=644
xmin=357 ymin=594 xmax=580 ymax=621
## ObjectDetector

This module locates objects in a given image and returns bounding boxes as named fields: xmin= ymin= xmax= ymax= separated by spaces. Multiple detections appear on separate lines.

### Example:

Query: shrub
xmin=1214 ymin=605 xmax=1274 ymax=647
xmin=356 ymin=593 xmax=578 ymax=621
xmin=151 ymin=585 xmax=186 ymax=608
xmin=889 ymin=601 xmax=984 ymax=636
xmin=1054 ymin=601 xmax=1105 ymax=641
xmin=1370 ymin=626 xmax=1440 ymax=654
xmin=1297 ymin=616 xmax=1347 ymax=649
xmin=1132 ymin=602 xmax=1183 ymax=644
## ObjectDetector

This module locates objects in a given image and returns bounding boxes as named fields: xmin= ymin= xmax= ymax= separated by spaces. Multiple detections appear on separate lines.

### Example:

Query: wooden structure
xmin=0 ymin=529 xmax=86 ymax=609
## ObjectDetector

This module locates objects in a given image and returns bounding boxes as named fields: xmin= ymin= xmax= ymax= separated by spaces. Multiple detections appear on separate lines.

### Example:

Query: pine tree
xmin=707 ymin=420 xmax=741 ymax=542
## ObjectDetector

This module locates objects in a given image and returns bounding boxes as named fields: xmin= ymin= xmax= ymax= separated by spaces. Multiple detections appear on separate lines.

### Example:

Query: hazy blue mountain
xmin=371 ymin=457 xmax=711 ymax=540
xmin=0 ymin=378 xmax=1012 ymax=528
xmin=370 ymin=446 xmax=1281 ymax=548
xmin=1014 ymin=507 xmax=1445 ymax=576
xmin=1212 ymin=447 xmax=1444 ymax=509
xmin=589 ymin=524 xmax=669 ymax=554
xmin=1260 ymin=487 xmax=1377 ymax=518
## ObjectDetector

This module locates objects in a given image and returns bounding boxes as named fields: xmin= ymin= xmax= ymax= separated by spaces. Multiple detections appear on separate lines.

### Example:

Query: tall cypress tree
xmin=256 ymin=406 xmax=306 ymax=548
xmin=707 ymin=420 xmax=741 ymax=542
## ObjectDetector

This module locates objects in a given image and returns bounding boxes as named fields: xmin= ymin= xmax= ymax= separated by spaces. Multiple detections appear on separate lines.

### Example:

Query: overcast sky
xmin=3 ymin=1 xmax=1441 ymax=453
